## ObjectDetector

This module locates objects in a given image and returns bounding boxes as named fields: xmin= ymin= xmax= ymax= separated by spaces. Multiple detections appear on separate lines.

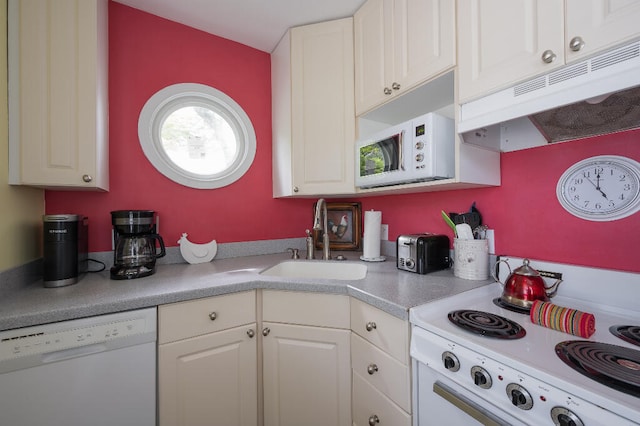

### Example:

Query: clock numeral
xmin=582 ymin=171 xmax=591 ymax=178
xmin=623 ymin=183 xmax=632 ymax=191
xmin=595 ymin=202 xmax=602 ymax=210
xmin=594 ymin=166 xmax=604 ymax=174
xmin=619 ymin=193 xmax=626 ymax=201
xmin=619 ymin=174 xmax=627 ymax=181
xmin=572 ymin=178 xmax=583 ymax=185
xmin=609 ymin=200 xmax=616 ymax=207
xmin=573 ymin=194 xmax=580 ymax=202
xmin=569 ymin=186 xmax=578 ymax=193
xmin=583 ymin=200 xmax=590 ymax=208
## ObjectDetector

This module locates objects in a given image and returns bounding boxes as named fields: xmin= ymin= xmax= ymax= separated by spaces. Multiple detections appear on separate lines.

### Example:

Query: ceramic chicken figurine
xmin=178 ymin=233 xmax=218 ymax=264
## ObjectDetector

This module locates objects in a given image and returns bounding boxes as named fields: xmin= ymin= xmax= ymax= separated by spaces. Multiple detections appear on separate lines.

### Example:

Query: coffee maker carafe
xmin=111 ymin=210 xmax=165 ymax=280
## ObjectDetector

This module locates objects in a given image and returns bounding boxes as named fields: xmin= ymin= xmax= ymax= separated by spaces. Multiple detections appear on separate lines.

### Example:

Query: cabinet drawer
xmin=262 ymin=290 xmax=350 ymax=328
xmin=351 ymin=333 xmax=411 ymax=412
xmin=159 ymin=291 xmax=256 ymax=344
xmin=352 ymin=371 xmax=411 ymax=426
xmin=350 ymin=298 xmax=409 ymax=363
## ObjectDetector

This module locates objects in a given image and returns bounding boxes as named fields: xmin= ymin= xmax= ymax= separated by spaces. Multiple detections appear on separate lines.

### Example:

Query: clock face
xmin=556 ymin=155 xmax=640 ymax=221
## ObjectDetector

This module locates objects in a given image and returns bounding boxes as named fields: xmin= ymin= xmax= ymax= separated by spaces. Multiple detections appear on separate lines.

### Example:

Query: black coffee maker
xmin=111 ymin=210 xmax=165 ymax=280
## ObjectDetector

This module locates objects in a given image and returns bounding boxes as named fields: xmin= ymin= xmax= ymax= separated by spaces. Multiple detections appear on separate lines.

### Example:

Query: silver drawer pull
xmin=262 ymin=327 xmax=271 ymax=337
xmin=209 ymin=312 xmax=217 ymax=321
xmin=365 ymin=321 xmax=377 ymax=332
xmin=247 ymin=329 xmax=255 ymax=338
xmin=368 ymin=414 xmax=380 ymax=425
xmin=367 ymin=364 xmax=379 ymax=375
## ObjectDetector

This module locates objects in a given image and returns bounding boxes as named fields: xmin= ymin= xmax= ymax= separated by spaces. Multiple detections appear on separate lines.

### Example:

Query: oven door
xmin=413 ymin=359 xmax=527 ymax=426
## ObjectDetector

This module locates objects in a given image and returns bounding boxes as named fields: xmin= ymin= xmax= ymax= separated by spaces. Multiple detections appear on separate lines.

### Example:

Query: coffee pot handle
xmin=492 ymin=259 xmax=511 ymax=287
xmin=151 ymin=234 xmax=166 ymax=259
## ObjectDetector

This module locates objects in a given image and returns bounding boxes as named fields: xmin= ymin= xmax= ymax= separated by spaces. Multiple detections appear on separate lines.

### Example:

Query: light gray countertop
xmin=0 ymin=252 xmax=491 ymax=331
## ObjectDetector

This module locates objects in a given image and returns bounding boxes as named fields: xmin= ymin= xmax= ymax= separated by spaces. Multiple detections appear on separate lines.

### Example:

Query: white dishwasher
xmin=0 ymin=307 xmax=157 ymax=426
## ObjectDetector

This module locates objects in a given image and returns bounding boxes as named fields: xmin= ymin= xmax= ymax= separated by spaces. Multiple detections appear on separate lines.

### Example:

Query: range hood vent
xmin=459 ymin=40 xmax=640 ymax=142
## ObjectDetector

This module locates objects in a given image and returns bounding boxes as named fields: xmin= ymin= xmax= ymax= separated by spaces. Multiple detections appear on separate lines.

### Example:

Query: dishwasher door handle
xmin=433 ymin=381 xmax=511 ymax=426
xmin=41 ymin=343 xmax=108 ymax=364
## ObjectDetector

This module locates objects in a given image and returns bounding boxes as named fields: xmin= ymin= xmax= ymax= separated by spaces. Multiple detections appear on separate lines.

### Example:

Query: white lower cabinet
xmin=157 ymin=290 xmax=409 ymax=426
xmin=262 ymin=290 xmax=351 ymax=426
xmin=262 ymin=323 xmax=351 ymax=426
xmin=351 ymin=298 xmax=412 ymax=425
xmin=157 ymin=291 xmax=258 ymax=426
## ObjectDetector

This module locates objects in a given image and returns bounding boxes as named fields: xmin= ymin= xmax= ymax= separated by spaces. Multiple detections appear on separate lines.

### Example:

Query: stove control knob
xmin=550 ymin=406 xmax=584 ymax=426
xmin=442 ymin=351 xmax=460 ymax=372
xmin=470 ymin=366 xmax=492 ymax=389
xmin=506 ymin=383 xmax=533 ymax=410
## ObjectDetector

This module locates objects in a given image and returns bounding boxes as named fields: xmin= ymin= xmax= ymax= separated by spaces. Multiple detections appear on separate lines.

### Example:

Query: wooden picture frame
xmin=313 ymin=202 xmax=362 ymax=250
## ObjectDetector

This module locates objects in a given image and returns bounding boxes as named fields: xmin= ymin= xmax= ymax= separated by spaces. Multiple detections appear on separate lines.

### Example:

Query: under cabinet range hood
xmin=458 ymin=40 xmax=640 ymax=144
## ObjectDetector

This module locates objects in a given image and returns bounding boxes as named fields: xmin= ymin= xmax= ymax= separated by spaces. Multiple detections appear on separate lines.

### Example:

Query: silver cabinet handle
xmin=391 ymin=82 xmax=400 ymax=91
xmin=367 ymin=364 xmax=379 ymax=375
xmin=368 ymin=414 xmax=380 ymax=425
xmin=541 ymin=49 xmax=556 ymax=64
xmin=293 ymin=186 xmax=299 ymax=193
xmin=82 ymin=174 xmax=93 ymax=183
xmin=383 ymin=87 xmax=392 ymax=95
xmin=262 ymin=327 xmax=271 ymax=337
xmin=209 ymin=312 xmax=217 ymax=321
xmin=569 ymin=36 xmax=585 ymax=52
xmin=247 ymin=329 xmax=255 ymax=338
xmin=365 ymin=321 xmax=377 ymax=332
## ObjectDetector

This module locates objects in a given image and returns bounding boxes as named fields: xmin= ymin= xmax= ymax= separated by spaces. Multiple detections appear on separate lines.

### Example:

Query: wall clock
xmin=556 ymin=155 xmax=640 ymax=221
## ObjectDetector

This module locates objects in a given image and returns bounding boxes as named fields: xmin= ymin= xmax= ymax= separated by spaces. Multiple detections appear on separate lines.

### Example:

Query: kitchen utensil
xmin=455 ymin=223 xmax=474 ymax=240
xmin=441 ymin=210 xmax=457 ymax=237
xmin=493 ymin=258 xmax=563 ymax=308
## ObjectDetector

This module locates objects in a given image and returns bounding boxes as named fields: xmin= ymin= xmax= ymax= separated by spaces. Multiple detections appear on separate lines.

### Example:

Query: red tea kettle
xmin=493 ymin=258 xmax=563 ymax=308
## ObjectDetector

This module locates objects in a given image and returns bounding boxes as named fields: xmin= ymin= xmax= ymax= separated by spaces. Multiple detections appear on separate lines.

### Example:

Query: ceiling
xmin=113 ymin=0 xmax=366 ymax=53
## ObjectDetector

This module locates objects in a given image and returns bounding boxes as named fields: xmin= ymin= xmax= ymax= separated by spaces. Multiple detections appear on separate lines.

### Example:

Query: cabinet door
xmin=158 ymin=324 xmax=258 ymax=426
xmin=8 ymin=0 xmax=108 ymax=189
xmin=273 ymin=18 xmax=355 ymax=197
xmin=457 ymin=0 xmax=564 ymax=102
xmin=565 ymin=0 xmax=640 ymax=62
xmin=263 ymin=322 xmax=351 ymax=426
xmin=354 ymin=0 xmax=392 ymax=115
xmin=393 ymin=0 xmax=455 ymax=97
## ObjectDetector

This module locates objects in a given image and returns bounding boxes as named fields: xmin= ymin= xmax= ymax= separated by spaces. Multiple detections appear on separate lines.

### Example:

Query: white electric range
xmin=410 ymin=257 xmax=640 ymax=426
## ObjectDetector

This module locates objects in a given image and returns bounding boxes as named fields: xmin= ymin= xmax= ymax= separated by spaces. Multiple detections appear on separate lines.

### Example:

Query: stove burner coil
xmin=447 ymin=310 xmax=526 ymax=339
xmin=555 ymin=340 xmax=640 ymax=398
xmin=610 ymin=325 xmax=640 ymax=347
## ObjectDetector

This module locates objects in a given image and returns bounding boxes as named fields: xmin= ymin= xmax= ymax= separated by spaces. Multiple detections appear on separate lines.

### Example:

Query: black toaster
xmin=396 ymin=234 xmax=450 ymax=274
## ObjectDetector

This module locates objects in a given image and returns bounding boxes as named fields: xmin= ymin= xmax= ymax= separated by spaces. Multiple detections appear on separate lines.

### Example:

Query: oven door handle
xmin=433 ymin=381 xmax=511 ymax=426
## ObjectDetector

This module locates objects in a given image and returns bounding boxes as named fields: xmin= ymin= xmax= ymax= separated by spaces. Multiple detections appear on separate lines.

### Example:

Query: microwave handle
xmin=399 ymin=130 xmax=405 ymax=171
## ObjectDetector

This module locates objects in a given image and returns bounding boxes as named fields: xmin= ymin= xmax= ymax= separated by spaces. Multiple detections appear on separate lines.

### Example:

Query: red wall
xmin=45 ymin=3 xmax=640 ymax=273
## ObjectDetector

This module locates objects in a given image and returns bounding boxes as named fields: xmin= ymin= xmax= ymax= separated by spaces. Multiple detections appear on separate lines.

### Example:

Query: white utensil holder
xmin=453 ymin=238 xmax=489 ymax=280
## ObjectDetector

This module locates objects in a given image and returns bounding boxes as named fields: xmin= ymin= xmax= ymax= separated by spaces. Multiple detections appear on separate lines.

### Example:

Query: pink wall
xmin=45 ymin=3 xmax=640 ymax=273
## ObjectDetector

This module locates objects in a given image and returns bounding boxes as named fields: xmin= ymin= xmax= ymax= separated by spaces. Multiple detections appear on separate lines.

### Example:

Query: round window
xmin=138 ymin=83 xmax=256 ymax=189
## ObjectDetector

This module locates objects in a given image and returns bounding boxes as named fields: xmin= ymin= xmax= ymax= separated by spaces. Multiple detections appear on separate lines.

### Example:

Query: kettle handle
xmin=150 ymin=234 xmax=166 ymax=259
xmin=491 ymin=259 xmax=511 ymax=287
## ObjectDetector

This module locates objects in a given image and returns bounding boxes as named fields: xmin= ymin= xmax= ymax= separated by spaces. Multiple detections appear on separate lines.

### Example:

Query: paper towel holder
xmin=311 ymin=202 xmax=362 ymax=251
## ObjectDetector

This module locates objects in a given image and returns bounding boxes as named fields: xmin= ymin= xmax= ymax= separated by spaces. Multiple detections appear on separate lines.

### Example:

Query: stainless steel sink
xmin=260 ymin=260 xmax=367 ymax=281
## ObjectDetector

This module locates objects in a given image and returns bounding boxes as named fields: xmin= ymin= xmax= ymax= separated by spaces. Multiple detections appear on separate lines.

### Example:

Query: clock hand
xmin=586 ymin=176 xmax=608 ymax=199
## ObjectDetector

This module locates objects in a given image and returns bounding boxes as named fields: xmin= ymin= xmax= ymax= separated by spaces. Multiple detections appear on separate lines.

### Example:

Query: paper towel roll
xmin=363 ymin=210 xmax=382 ymax=259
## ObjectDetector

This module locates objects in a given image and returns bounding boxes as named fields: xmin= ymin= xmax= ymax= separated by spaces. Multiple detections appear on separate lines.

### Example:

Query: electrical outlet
xmin=380 ymin=224 xmax=389 ymax=240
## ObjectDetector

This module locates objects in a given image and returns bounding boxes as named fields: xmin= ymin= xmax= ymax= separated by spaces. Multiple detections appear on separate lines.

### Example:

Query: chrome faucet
xmin=313 ymin=199 xmax=331 ymax=260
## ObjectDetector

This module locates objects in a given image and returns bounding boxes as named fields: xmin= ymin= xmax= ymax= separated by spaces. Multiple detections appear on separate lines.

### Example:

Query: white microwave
xmin=355 ymin=113 xmax=455 ymax=189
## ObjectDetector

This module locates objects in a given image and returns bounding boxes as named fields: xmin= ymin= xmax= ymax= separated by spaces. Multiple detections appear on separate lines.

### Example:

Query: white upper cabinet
xmin=458 ymin=0 xmax=640 ymax=103
xmin=354 ymin=0 xmax=456 ymax=115
xmin=272 ymin=18 xmax=355 ymax=197
xmin=8 ymin=0 xmax=109 ymax=190
xmin=565 ymin=0 xmax=640 ymax=62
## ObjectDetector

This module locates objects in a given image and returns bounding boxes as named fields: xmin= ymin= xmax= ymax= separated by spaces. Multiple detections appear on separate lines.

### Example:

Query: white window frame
xmin=138 ymin=83 xmax=256 ymax=189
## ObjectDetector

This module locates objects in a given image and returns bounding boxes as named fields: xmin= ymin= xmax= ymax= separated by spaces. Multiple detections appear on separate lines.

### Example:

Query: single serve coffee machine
xmin=111 ymin=210 xmax=165 ymax=280
xmin=43 ymin=214 xmax=88 ymax=287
